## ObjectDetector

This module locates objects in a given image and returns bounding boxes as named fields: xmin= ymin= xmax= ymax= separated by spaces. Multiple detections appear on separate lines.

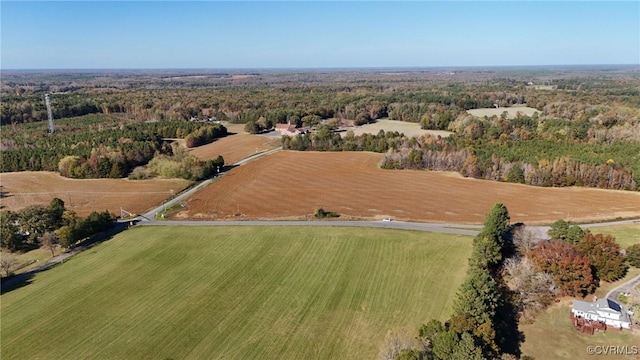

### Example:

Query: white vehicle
xmin=382 ymin=218 xmax=392 ymax=222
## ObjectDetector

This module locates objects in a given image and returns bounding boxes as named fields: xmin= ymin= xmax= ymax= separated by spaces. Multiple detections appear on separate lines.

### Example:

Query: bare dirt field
xmin=467 ymin=106 xmax=540 ymax=119
xmin=340 ymin=119 xmax=452 ymax=138
xmin=0 ymin=172 xmax=191 ymax=217
xmin=177 ymin=151 xmax=640 ymax=224
xmin=190 ymin=133 xmax=280 ymax=165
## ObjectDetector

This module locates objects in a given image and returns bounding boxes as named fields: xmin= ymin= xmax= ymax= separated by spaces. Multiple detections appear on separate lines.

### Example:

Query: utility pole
xmin=45 ymin=94 xmax=55 ymax=134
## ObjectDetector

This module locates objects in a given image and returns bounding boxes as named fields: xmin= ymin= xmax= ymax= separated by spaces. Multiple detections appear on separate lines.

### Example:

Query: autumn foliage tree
xmin=576 ymin=233 xmax=627 ymax=282
xmin=528 ymin=241 xmax=595 ymax=297
xmin=626 ymin=244 xmax=640 ymax=268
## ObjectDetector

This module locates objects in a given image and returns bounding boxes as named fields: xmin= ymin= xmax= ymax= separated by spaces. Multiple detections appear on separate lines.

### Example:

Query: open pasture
xmin=588 ymin=223 xmax=640 ymax=248
xmin=190 ymin=133 xmax=280 ymax=164
xmin=0 ymin=226 xmax=471 ymax=360
xmin=341 ymin=119 xmax=452 ymax=138
xmin=467 ymin=106 xmax=540 ymax=119
xmin=0 ymin=171 xmax=191 ymax=217
xmin=178 ymin=151 xmax=640 ymax=224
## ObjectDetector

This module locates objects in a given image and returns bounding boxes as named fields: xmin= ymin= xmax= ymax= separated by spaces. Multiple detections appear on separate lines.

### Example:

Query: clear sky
xmin=1 ymin=1 xmax=638 ymax=69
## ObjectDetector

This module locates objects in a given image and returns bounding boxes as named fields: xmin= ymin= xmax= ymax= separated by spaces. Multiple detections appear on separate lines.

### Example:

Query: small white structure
xmin=571 ymin=298 xmax=632 ymax=329
xmin=274 ymin=123 xmax=309 ymax=136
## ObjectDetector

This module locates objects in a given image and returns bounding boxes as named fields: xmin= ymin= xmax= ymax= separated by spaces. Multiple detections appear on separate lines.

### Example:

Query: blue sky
xmin=1 ymin=1 xmax=638 ymax=69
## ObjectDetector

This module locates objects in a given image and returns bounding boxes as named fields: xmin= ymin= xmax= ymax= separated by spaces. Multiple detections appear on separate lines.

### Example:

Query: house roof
xmin=572 ymin=299 xmax=631 ymax=324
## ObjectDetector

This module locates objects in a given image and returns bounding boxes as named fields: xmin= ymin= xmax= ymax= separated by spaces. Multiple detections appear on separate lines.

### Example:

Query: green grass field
xmin=589 ymin=224 xmax=640 ymax=249
xmin=1 ymin=226 xmax=472 ymax=360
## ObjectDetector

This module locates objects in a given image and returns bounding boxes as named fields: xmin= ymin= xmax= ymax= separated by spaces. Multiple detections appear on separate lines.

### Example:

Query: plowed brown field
xmin=0 ymin=172 xmax=191 ymax=217
xmin=178 ymin=151 xmax=640 ymax=224
xmin=190 ymin=134 xmax=279 ymax=164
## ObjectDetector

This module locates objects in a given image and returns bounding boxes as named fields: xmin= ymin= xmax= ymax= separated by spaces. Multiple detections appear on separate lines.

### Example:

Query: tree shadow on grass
xmin=1 ymin=222 xmax=129 ymax=295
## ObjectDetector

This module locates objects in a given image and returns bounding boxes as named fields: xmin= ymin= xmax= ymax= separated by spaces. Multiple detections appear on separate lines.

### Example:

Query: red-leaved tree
xmin=528 ymin=241 xmax=595 ymax=297
xmin=576 ymin=233 xmax=627 ymax=282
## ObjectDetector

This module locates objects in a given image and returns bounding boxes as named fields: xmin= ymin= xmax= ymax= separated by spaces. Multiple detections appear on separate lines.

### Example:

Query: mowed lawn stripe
xmin=1 ymin=226 xmax=471 ymax=360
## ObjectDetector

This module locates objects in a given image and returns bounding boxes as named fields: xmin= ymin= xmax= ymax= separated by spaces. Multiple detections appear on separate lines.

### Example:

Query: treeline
xmin=184 ymin=125 xmax=227 ymax=148
xmin=0 ymin=92 xmax=101 ymax=124
xmin=0 ymin=198 xmax=115 ymax=253
xmin=0 ymin=115 xmax=227 ymax=179
xmin=282 ymin=122 xmax=639 ymax=190
xmin=282 ymin=126 xmax=408 ymax=152
xmin=145 ymin=145 xmax=224 ymax=181
xmin=380 ymin=114 xmax=640 ymax=191
xmin=381 ymin=204 xmax=522 ymax=359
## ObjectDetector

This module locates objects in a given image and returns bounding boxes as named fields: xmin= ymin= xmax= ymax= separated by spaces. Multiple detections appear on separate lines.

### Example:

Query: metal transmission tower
xmin=44 ymin=93 xmax=55 ymax=133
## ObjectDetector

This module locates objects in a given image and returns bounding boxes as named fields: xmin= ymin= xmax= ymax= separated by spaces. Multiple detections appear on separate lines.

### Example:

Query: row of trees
xmin=381 ymin=204 xmax=522 ymax=359
xmin=146 ymin=145 xmax=224 ymax=180
xmin=184 ymin=124 xmax=228 ymax=148
xmin=0 ymin=198 xmax=115 ymax=254
xmin=282 ymin=127 xmax=407 ymax=152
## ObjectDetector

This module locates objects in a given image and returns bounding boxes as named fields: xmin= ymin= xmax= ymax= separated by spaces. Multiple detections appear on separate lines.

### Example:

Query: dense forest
xmin=379 ymin=113 xmax=640 ymax=190
xmin=0 ymin=114 xmax=227 ymax=180
xmin=1 ymin=67 xmax=639 ymax=188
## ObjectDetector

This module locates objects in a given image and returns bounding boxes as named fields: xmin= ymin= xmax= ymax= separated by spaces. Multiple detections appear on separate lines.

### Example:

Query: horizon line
xmin=2 ymin=64 xmax=639 ymax=72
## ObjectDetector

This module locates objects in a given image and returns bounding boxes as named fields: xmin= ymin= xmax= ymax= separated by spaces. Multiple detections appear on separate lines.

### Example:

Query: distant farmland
xmin=179 ymin=151 xmax=640 ymax=224
xmin=340 ymin=119 xmax=452 ymax=138
xmin=190 ymin=133 xmax=279 ymax=165
xmin=467 ymin=106 xmax=540 ymax=119
xmin=0 ymin=172 xmax=191 ymax=217
xmin=0 ymin=226 xmax=471 ymax=360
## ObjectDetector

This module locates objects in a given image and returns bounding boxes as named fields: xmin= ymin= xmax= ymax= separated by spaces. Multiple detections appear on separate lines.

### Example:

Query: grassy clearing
xmin=467 ymin=106 xmax=540 ymax=119
xmin=1 ymin=226 xmax=471 ymax=360
xmin=0 ymin=248 xmax=63 ymax=276
xmin=340 ymin=118 xmax=452 ymax=138
xmin=588 ymin=224 xmax=640 ymax=249
xmin=520 ymin=299 xmax=639 ymax=360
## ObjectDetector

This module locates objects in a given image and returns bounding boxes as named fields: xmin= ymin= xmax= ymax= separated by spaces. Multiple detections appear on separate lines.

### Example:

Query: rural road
xmin=606 ymin=273 xmax=640 ymax=303
xmin=140 ymin=146 xmax=282 ymax=220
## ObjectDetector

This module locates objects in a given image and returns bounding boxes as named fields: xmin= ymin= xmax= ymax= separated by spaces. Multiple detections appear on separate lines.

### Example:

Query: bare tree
xmin=378 ymin=329 xmax=426 ymax=360
xmin=40 ymin=232 xmax=59 ymax=257
xmin=503 ymin=257 xmax=558 ymax=320
xmin=512 ymin=225 xmax=541 ymax=256
xmin=1 ymin=252 xmax=17 ymax=276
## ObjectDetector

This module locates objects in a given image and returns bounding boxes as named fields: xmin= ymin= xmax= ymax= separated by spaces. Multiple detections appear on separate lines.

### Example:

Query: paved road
xmin=606 ymin=273 xmax=640 ymax=302
xmin=140 ymin=147 xmax=282 ymax=220
xmin=141 ymin=220 xmax=482 ymax=236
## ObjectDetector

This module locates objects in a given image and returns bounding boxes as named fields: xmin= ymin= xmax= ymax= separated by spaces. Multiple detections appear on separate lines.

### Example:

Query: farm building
xmin=275 ymin=123 xmax=309 ymax=136
xmin=571 ymin=298 xmax=632 ymax=330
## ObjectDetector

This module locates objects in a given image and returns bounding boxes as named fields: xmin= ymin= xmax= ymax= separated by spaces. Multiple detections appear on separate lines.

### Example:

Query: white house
xmin=571 ymin=298 xmax=632 ymax=329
